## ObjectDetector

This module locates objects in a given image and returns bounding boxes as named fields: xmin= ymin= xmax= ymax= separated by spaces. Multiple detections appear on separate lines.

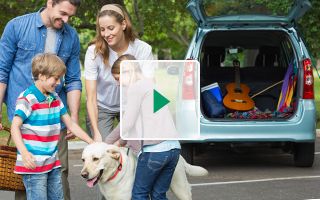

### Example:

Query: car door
xmin=187 ymin=0 xmax=311 ymax=28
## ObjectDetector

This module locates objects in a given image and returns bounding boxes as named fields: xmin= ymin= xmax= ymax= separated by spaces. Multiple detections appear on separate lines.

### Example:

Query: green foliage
xmin=78 ymin=29 xmax=96 ymax=66
xmin=124 ymin=0 xmax=195 ymax=59
xmin=252 ymin=0 xmax=320 ymax=59
xmin=203 ymin=0 xmax=292 ymax=16
xmin=299 ymin=0 xmax=320 ymax=59
xmin=0 ymin=0 xmax=45 ymax=34
xmin=0 ymin=0 xmax=319 ymax=60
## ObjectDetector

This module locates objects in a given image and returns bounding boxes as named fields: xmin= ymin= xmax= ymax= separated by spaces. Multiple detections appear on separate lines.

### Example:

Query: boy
xmin=11 ymin=53 xmax=94 ymax=200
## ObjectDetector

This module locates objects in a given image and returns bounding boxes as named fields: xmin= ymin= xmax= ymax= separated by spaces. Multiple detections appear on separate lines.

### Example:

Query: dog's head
xmin=81 ymin=142 xmax=121 ymax=188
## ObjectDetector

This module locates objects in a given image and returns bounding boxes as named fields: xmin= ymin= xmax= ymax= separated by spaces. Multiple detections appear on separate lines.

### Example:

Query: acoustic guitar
xmin=223 ymin=60 xmax=254 ymax=111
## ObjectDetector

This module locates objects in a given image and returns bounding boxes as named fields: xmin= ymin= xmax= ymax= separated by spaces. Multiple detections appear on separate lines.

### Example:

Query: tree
xmin=299 ymin=0 xmax=320 ymax=60
xmin=0 ymin=0 xmax=319 ymax=60
xmin=126 ymin=0 xmax=195 ymax=59
xmin=0 ymin=0 xmax=44 ymax=34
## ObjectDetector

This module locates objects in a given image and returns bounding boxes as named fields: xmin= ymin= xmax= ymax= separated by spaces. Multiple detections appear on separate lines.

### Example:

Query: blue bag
xmin=202 ymin=90 xmax=226 ymax=118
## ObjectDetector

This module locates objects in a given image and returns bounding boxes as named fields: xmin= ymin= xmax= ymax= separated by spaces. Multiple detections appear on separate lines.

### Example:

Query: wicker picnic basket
xmin=0 ymin=127 xmax=25 ymax=191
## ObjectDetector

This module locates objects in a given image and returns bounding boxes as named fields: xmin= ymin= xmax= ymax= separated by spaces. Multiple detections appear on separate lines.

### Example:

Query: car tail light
xmin=182 ymin=60 xmax=195 ymax=100
xmin=302 ymin=58 xmax=314 ymax=99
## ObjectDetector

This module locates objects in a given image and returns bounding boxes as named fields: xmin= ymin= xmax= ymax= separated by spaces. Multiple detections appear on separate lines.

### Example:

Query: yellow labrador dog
xmin=81 ymin=142 xmax=208 ymax=200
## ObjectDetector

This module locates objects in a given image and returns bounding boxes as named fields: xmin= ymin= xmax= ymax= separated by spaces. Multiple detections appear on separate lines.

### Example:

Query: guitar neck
xmin=234 ymin=64 xmax=241 ymax=91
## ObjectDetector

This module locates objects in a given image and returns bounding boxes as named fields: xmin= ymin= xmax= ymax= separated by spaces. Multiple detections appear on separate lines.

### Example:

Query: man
xmin=0 ymin=1 xmax=82 ymax=199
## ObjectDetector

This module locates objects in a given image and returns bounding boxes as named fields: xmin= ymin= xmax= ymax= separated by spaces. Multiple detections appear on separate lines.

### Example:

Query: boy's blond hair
xmin=32 ymin=53 xmax=66 ymax=80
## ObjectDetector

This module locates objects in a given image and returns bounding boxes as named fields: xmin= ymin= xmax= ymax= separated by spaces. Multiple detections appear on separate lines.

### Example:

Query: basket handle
xmin=1 ymin=126 xmax=12 ymax=146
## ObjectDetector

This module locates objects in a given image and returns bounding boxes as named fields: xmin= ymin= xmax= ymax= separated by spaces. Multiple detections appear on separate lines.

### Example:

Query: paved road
xmin=1 ymin=139 xmax=320 ymax=200
xmin=179 ymin=144 xmax=320 ymax=200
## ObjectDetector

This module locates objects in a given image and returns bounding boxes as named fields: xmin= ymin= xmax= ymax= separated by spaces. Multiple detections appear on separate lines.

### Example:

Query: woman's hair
xmin=91 ymin=4 xmax=137 ymax=66
xmin=112 ymin=54 xmax=136 ymax=74
xmin=32 ymin=53 xmax=66 ymax=80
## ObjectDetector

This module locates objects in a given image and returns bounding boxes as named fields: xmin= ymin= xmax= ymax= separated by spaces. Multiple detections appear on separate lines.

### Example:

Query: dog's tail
xmin=180 ymin=156 xmax=208 ymax=177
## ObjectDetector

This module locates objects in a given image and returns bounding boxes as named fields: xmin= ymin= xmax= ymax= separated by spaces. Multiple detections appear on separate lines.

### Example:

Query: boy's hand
xmin=21 ymin=152 xmax=36 ymax=170
xmin=65 ymin=129 xmax=76 ymax=140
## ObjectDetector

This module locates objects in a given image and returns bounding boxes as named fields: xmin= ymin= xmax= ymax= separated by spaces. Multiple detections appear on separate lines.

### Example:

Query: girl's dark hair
xmin=112 ymin=54 xmax=136 ymax=74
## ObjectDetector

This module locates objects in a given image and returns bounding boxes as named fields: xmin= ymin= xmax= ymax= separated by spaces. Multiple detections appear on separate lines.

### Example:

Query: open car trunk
xmin=200 ymin=30 xmax=298 ymax=120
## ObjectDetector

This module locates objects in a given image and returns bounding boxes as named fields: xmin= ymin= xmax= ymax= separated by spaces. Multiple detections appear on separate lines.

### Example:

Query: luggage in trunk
xmin=200 ymin=30 xmax=298 ymax=120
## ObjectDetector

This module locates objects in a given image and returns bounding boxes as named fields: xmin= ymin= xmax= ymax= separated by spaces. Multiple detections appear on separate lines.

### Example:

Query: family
xmin=0 ymin=0 xmax=181 ymax=200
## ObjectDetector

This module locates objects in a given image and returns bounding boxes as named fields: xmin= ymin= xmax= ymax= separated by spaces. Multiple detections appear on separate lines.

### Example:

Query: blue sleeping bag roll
xmin=202 ymin=90 xmax=226 ymax=118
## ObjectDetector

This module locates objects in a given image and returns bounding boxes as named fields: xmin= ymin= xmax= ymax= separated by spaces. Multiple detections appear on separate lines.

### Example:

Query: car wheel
xmin=181 ymin=144 xmax=194 ymax=164
xmin=293 ymin=142 xmax=314 ymax=167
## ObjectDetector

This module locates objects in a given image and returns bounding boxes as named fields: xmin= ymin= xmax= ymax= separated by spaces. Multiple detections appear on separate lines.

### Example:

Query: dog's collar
xmin=107 ymin=153 xmax=123 ymax=182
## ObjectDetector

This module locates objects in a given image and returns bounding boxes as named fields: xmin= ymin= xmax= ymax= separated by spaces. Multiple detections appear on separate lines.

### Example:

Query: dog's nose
xmin=81 ymin=171 xmax=88 ymax=179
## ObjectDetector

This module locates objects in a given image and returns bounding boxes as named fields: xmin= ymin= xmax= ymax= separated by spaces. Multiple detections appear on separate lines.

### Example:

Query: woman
xmin=84 ymin=4 xmax=153 ymax=142
xmin=106 ymin=54 xmax=181 ymax=200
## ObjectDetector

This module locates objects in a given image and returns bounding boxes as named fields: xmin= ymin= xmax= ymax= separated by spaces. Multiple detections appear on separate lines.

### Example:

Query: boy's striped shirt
xmin=14 ymin=85 xmax=67 ymax=174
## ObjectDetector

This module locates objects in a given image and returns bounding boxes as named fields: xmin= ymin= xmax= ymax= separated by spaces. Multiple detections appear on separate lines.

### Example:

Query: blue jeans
xmin=22 ymin=168 xmax=64 ymax=200
xmin=132 ymin=149 xmax=180 ymax=200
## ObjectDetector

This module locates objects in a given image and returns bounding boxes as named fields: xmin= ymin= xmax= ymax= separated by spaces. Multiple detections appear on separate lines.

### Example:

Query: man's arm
xmin=0 ymin=19 xmax=18 ymax=126
xmin=64 ymin=31 xmax=82 ymax=139
xmin=67 ymin=90 xmax=81 ymax=123
xmin=0 ymin=83 xmax=7 ymax=128
xmin=65 ymin=88 xmax=81 ymax=141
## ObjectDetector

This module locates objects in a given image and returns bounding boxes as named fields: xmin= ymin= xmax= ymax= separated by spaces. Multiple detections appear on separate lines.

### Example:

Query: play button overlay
xmin=153 ymin=89 xmax=170 ymax=113
xmin=119 ymin=60 xmax=200 ymax=140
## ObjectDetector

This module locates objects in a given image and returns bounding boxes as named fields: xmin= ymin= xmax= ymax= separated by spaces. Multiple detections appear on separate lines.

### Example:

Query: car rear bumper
xmin=182 ymin=100 xmax=316 ymax=143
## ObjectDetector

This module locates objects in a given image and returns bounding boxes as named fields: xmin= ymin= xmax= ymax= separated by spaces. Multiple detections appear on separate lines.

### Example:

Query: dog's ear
xmin=107 ymin=149 xmax=121 ymax=160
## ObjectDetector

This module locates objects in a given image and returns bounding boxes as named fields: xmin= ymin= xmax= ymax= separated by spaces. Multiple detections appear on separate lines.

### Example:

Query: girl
xmin=106 ymin=54 xmax=181 ymax=200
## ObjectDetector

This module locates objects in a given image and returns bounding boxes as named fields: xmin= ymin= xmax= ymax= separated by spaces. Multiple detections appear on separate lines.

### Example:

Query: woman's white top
xmin=84 ymin=39 xmax=153 ymax=112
